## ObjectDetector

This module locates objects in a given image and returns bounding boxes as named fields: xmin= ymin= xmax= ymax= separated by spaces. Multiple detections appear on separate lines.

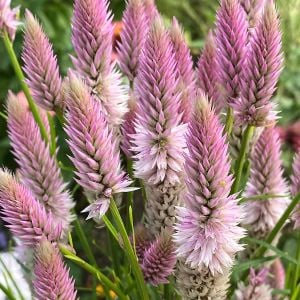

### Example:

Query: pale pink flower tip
xmin=34 ymin=239 xmax=77 ymax=300
xmin=174 ymin=94 xmax=245 ymax=275
xmin=0 ymin=0 xmax=20 ymax=40
xmin=0 ymin=169 xmax=62 ymax=246
xmin=23 ymin=10 xmax=63 ymax=111
xmin=65 ymin=72 xmax=137 ymax=220
xmin=132 ymin=17 xmax=187 ymax=186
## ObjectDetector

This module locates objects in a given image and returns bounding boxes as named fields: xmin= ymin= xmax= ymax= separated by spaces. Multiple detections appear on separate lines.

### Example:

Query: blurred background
xmin=1 ymin=0 xmax=300 ymax=298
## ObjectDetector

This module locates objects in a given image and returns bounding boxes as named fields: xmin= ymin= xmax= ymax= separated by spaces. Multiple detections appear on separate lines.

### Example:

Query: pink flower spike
xmin=215 ymin=0 xmax=248 ymax=107
xmin=65 ymin=72 xmax=137 ymax=220
xmin=174 ymin=94 xmax=245 ymax=275
xmin=23 ymin=10 xmax=63 ymax=111
xmin=243 ymin=127 xmax=289 ymax=238
xmin=0 ymin=0 xmax=20 ymax=40
xmin=233 ymin=1 xmax=283 ymax=127
xmin=170 ymin=17 xmax=196 ymax=123
xmin=7 ymin=91 xmax=74 ymax=236
xmin=0 ymin=169 xmax=62 ymax=246
xmin=240 ymin=0 xmax=266 ymax=27
xmin=33 ymin=239 xmax=77 ymax=300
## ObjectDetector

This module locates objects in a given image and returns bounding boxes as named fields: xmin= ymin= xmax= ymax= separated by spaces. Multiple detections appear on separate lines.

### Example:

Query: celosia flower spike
xmin=117 ymin=0 xmax=148 ymax=81
xmin=197 ymin=30 xmax=223 ymax=113
xmin=240 ymin=0 xmax=266 ymax=27
xmin=243 ymin=127 xmax=289 ymax=238
xmin=0 ymin=0 xmax=20 ymax=40
xmin=170 ymin=17 xmax=196 ymax=123
xmin=141 ymin=231 xmax=176 ymax=286
xmin=290 ymin=153 xmax=300 ymax=228
xmin=174 ymin=94 xmax=245 ymax=274
xmin=215 ymin=0 xmax=248 ymax=107
xmin=132 ymin=18 xmax=187 ymax=186
xmin=65 ymin=72 xmax=136 ymax=220
xmin=0 ymin=169 xmax=62 ymax=246
xmin=233 ymin=2 xmax=283 ymax=126
xmin=7 ymin=91 xmax=74 ymax=235
xmin=33 ymin=239 xmax=77 ymax=300
xmin=23 ymin=10 xmax=63 ymax=111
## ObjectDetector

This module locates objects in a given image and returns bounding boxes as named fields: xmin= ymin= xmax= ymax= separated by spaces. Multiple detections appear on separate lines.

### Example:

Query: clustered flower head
xmin=0 ymin=169 xmax=62 ymax=246
xmin=0 ymin=0 xmax=19 ymax=40
xmin=7 ymin=91 xmax=74 ymax=236
xmin=65 ymin=72 xmax=136 ymax=220
xmin=233 ymin=1 xmax=283 ymax=127
xmin=243 ymin=127 xmax=289 ymax=238
xmin=174 ymin=95 xmax=245 ymax=275
xmin=33 ymin=239 xmax=77 ymax=300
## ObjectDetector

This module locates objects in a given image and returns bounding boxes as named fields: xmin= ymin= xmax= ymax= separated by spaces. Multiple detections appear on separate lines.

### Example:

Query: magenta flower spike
xmin=117 ymin=0 xmax=147 ymax=82
xmin=197 ymin=30 xmax=223 ymax=113
xmin=7 ymin=91 xmax=74 ymax=235
xmin=290 ymin=153 xmax=300 ymax=229
xmin=65 ymin=72 xmax=136 ymax=220
xmin=243 ymin=127 xmax=289 ymax=238
xmin=0 ymin=0 xmax=20 ymax=40
xmin=170 ymin=17 xmax=196 ymax=123
xmin=0 ymin=169 xmax=62 ymax=246
xmin=33 ymin=239 xmax=77 ymax=300
xmin=141 ymin=231 xmax=176 ymax=286
xmin=72 ymin=0 xmax=128 ymax=126
xmin=240 ymin=0 xmax=266 ymax=27
xmin=174 ymin=94 xmax=245 ymax=275
xmin=22 ymin=10 xmax=63 ymax=111
xmin=233 ymin=2 xmax=283 ymax=127
xmin=215 ymin=0 xmax=248 ymax=107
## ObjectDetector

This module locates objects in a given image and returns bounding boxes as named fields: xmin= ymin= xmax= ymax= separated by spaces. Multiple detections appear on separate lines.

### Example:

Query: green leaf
xmin=232 ymin=256 xmax=277 ymax=274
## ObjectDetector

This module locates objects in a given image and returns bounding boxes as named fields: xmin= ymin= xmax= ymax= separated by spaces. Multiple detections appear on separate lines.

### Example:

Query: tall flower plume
xmin=0 ymin=169 xmax=62 ymax=246
xmin=117 ymin=0 xmax=148 ymax=82
xmin=141 ymin=231 xmax=176 ymax=286
xmin=65 ymin=73 xmax=136 ymax=220
xmin=240 ymin=0 xmax=266 ymax=28
xmin=197 ymin=30 xmax=223 ymax=113
xmin=33 ymin=239 xmax=77 ymax=300
xmin=290 ymin=153 xmax=300 ymax=229
xmin=174 ymin=95 xmax=245 ymax=274
xmin=243 ymin=127 xmax=289 ymax=239
xmin=7 ymin=91 xmax=74 ymax=235
xmin=233 ymin=2 xmax=283 ymax=127
xmin=215 ymin=0 xmax=248 ymax=107
xmin=72 ymin=0 xmax=128 ymax=126
xmin=22 ymin=10 xmax=63 ymax=111
xmin=0 ymin=0 xmax=19 ymax=40
xmin=170 ymin=17 xmax=196 ymax=123
xmin=132 ymin=18 xmax=187 ymax=234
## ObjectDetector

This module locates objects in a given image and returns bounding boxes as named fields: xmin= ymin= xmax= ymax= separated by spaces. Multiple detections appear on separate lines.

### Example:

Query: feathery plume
xmin=233 ymin=2 xmax=283 ymax=127
xmin=72 ymin=0 xmax=128 ymax=126
xmin=0 ymin=0 xmax=19 ymax=40
xmin=0 ymin=169 xmax=62 ymax=246
xmin=235 ymin=268 xmax=272 ymax=300
xmin=290 ymin=153 xmax=300 ymax=228
xmin=243 ymin=127 xmax=289 ymax=239
xmin=33 ymin=239 xmax=77 ymax=300
xmin=22 ymin=10 xmax=62 ymax=111
xmin=141 ymin=231 xmax=176 ymax=286
xmin=7 ymin=91 xmax=74 ymax=235
xmin=215 ymin=0 xmax=248 ymax=107
xmin=65 ymin=73 xmax=136 ymax=220
xmin=170 ymin=17 xmax=196 ymax=123
xmin=240 ymin=0 xmax=266 ymax=27
xmin=197 ymin=30 xmax=223 ymax=113
xmin=174 ymin=95 xmax=245 ymax=274
xmin=117 ymin=0 xmax=148 ymax=81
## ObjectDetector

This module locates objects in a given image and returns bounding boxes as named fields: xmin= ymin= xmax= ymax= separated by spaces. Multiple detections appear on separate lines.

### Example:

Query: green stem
xmin=224 ymin=107 xmax=234 ymax=136
xmin=47 ymin=112 xmax=57 ymax=156
xmin=126 ymin=160 xmax=134 ymax=231
xmin=109 ymin=198 xmax=149 ymax=300
xmin=0 ymin=283 xmax=15 ymax=300
xmin=239 ymin=193 xmax=290 ymax=204
xmin=231 ymin=125 xmax=254 ymax=194
xmin=0 ymin=111 xmax=8 ymax=120
xmin=164 ymin=282 xmax=172 ymax=300
xmin=2 ymin=31 xmax=49 ymax=144
xmin=255 ymin=193 xmax=300 ymax=258
xmin=59 ymin=245 xmax=128 ymax=300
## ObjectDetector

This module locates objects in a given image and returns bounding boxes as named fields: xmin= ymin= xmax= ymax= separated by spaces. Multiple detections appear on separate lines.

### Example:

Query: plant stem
xmin=109 ymin=198 xmax=149 ymax=300
xmin=164 ymin=282 xmax=172 ymax=300
xmin=2 ymin=31 xmax=49 ymax=144
xmin=255 ymin=193 xmax=300 ymax=258
xmin=224 ymin=107 xmax=234 ymax=136
xmin=126 ymin=159 xmax=134 ymax=232
xmin=59 ymin=245 xmax=128 ymax=300
xmin=231 ymin=125 xmax=254 ymax=194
